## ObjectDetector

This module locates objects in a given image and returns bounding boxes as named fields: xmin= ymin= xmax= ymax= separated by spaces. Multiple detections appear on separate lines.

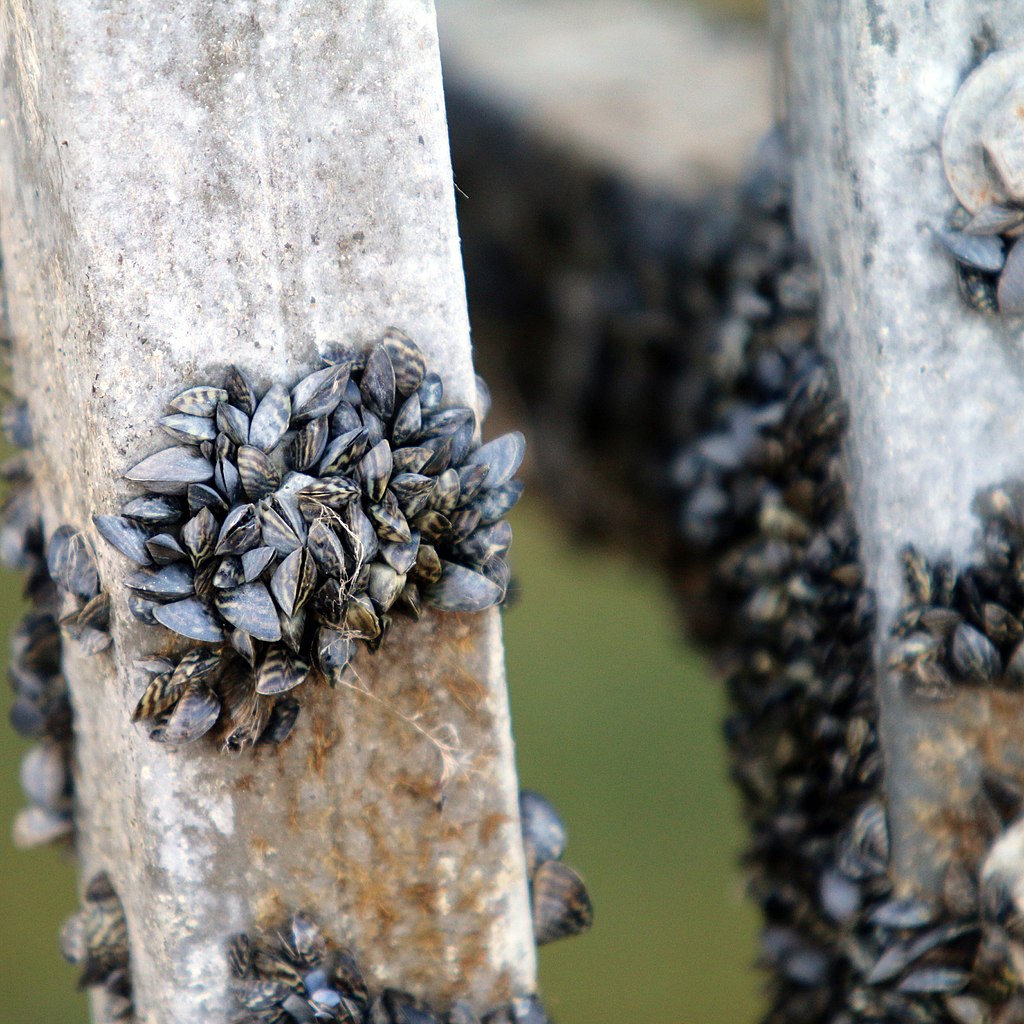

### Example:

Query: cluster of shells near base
xmin=55 ymin=789 xmax=590 ymax=1024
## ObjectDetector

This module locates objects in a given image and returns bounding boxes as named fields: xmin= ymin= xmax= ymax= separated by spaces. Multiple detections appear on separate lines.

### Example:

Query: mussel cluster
xmin=892 ymin=485 xmax=1024 ymax=700
xmin=935 ymin=212 xmax=1018 ymax=316
xmin=60 ymin=871 xmax=132 ymax=1021
xmin=0 ymin=402 xmax=78 ymax=849
xmin=229 ymin=912 xmax=550 ymax=1024
xmin=97 ymin=329 xmax=524 ymax=750
xmin=519 ymin=789 xmax=593 ymax=946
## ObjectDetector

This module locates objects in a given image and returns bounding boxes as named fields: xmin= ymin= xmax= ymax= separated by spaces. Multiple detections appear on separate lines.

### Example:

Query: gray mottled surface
xmin=0 ymin=2 xmax=535 ymax=1021
xmin=777 ymin=1 xmax=1024 ymax=893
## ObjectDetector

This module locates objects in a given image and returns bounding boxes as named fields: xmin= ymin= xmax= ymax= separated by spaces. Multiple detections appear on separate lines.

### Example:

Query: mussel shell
xmin=248 ymin=384 xmax=291 ymax=453
xmin=93 ymin=514 xmax=152 ymax=565
xmin=950 ymin=622 xmax=1001 ymax=682
xmin=238 ymin=445 xmax=282 ymax=502
xmin=13 ymin=805 xmax=73 ymax=848
xmin=381 ymin=328 xmax=426 ymax=395
xmin=519 ymin=790 xmax=567 ymax=875
xmin=315 ymin=627 xmax=357 ymax=683
xmin=216 ymin=503 xmax=262 ymax=556
xmin=216 ymin=402 xmax=250 ymax=447
xmin=20 ymin=741 xmax=71 ymax=812
xmin=216 ymin=582 xmax=282 ymax=642
xmin=260 ymin=696 xmax=300 ymax=745
xmin=160 ymin=412 xmax=217 ymax=445
xmin=392 ymin=393 xmax=422 ymax=446
xmin=162 ymin=683 xmax=221 ymax=744
xmin=934 ymin=229 xmax=1005 ymax=273
xmin=126 ymin=446 xmax=213 ymax=490
xmin=126 ymin=563 xmax=194 ymax=599
xmin=319 ymin=427 xmax=370 ymax=477
xmin=1000 ymin=237 xmax=1024 ymax=315
xmin=290 ymin=364 xmax=348 ymax=423
xmin=168 ymin=385 xmax=227 ymax=417
xmin=360 ymin=345 xmax=396 ymax=419
xmin=531 ymin=860 xmax=593 ymax=945
xmin=224 ymin=366 xmax=257 ymax=416
xmin=380 ymin=534 xmax=420 ymax=575
xmin=153 ymin=597 xmax=225 ymax=643
xmin=297 ymin=477 xmax=360 ymax=515
xmin=359 ymin=440 xmax=393 ymax=503
xmin=474 ymin=481 xmax=524 ymax=525
xmin=187 ymin=482 xmax=229 ymax=514
xmin=256 ymin=648 xmax=310 ymax=695
xmin=270 ymin=547 xmax=318 ymax=618
xmin=146 ymin=532 xmax=187 ymax=564
xmin=132 ymin=670 xmax=184 ymax=721
xmin=466 ymin=432 xmax=526 ymax=489
xmin=290 ymin=416 xmax=329 ymax=472
xmin=424 ymin=561 xmax=503 ymax=612
xmin=47 ymin=527 xmax=100 ymax=598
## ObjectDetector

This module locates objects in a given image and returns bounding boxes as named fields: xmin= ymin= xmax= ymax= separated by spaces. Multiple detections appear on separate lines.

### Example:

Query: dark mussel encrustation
xmin=95 ymin=329 xmax=525 ymax=750
xmin=60 ymin=871 xmax=133 ymax=1022
xmin=229 ymin=911 xmax=552 ymax=1024
xmin=0 ymin=400 xmax=87 ymax=850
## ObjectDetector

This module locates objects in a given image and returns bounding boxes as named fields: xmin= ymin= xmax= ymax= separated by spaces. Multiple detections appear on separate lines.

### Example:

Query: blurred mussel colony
xmin=0 ymin=318 xmax=594 ymax=1018
xmin=452 ymin=113 xmax=1024 ymax=1022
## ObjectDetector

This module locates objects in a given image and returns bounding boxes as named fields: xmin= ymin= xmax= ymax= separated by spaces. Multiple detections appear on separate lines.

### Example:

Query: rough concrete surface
xmin=0 ymin=2 xmax=534 ymax=1021
xmin=777 ymin=0 xmax=1024 ymax=894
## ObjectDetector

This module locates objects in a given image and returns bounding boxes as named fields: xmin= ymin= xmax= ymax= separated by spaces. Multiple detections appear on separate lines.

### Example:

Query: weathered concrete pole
xmin=776 ymin=1 xmax=1024 ymax=894
xmin=0 ymin=2 xmax=534 ymax=1021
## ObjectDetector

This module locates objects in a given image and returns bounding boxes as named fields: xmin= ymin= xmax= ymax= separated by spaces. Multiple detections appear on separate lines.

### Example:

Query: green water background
xmin=0 ymin=0 xmax=767 ymax=1018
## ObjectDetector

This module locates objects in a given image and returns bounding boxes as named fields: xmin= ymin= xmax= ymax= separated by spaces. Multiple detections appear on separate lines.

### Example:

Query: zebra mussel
xmin=892 ymin=481 xmax=1024 ymax=701
xmin=519 ymin=789 xmax=593 ymax=946
xmin=229 ymin=913 xmax=550 ymax=1024
xmin=0 ymin=401 xmax=77 ymax=849
xmin=60 ymin=871 xmax=133 ymax=1022
xmin=97 ymin=330 xmax=525 ymax=750
xmin=47 ymin=524 xmax=110 ymax=655
xmin=941 ymin=47 xmax=1024 ymax=315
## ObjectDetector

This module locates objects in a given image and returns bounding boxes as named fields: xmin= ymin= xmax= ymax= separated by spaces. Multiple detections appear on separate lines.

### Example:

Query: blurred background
xmin=0 ymin=0 xmax=766 ymax=1020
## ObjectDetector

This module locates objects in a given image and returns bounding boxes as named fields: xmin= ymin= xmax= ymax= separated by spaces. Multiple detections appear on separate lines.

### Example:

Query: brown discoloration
xmin=251 ymin=835 xmax=273 ymax=860
xmin=478 ymin=812 xmax=510 ymax=846
xmin=254 ymin=892 xmax=287 ymax=931
xmin=233 ymin=773 xmax=254 ymax=793
xmin=443 ymin=669 xmax=489 ymax=716
xmin=404 ymin=881 xmax=440 ymax=914
xmin=393 ymin=770 xmax=444 ymax=803
xmin=895 ymin=685 xmax=1024 ymax=892
xmin=307 ymin=707 xmax=341 ymax=778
